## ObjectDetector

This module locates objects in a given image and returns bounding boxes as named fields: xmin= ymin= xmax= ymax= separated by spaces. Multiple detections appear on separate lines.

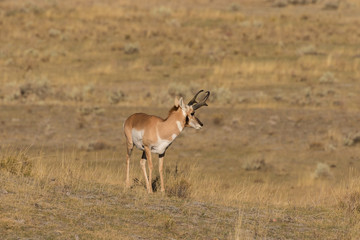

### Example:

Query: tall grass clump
xmin=335 ymin=172 xmax=360 ymax=237
xmin=0 ymin=149 xmax=33 ymax=177
xmin=165 ymin=163 xmax=193 ymax=199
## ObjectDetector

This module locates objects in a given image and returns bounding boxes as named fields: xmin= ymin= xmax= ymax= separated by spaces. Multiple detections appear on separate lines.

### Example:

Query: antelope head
xmin=175 ymin=90 xmax=210 ymax=130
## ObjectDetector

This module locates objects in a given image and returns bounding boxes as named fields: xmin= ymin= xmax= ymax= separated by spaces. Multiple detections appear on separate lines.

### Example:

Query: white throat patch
xmin=182 ymin=109 xmax=186 ymax=117
xmin=176 ymin=121 xmax=183 ymax=132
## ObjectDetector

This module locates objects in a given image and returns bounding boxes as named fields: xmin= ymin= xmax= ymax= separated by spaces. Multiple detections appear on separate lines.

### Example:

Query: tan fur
xmin=124 ymin=109 xmax=185 ymax=143
xmin=124 ymin=97 xmax=204 ymax=193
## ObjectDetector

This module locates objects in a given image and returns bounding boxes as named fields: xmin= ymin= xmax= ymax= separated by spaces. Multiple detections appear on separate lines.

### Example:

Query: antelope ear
xmin=178 ymin=97 xmax=186 ymax=110
xmin=174 ymin=97 xmax=180 ymax=107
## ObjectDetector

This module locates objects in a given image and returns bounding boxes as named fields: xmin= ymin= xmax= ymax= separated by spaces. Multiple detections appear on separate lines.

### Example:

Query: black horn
xmin=192 ymin=91 xmax=210 ymax=111
xmin=188 ymin=90 xmax=204 ymax=106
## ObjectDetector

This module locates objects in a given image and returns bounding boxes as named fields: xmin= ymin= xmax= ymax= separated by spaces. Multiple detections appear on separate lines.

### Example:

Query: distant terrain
xmin=1 ymin=0 xmax=360 ymax=239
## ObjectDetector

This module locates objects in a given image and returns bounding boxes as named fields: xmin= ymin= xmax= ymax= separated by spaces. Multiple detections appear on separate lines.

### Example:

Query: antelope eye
xmin=191 ymin=112 xmax=195 ymax=116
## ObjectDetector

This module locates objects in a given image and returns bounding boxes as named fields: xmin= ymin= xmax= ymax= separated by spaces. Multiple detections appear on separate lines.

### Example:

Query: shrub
xmin=314 ymin=163 xmax=332 ymax=179
xmin=124 ymin=43 xmax=139 ymax=54
xmin=210 ymin=87 xmax=232 ymax=104
xmin=297 ymin=45 xmax=318 ymax=56
xmin=164 ymin=217 xmax=175 ymax=230
xmin=24 ymin=48 xmax=39 ymax=57
xmin=322 ymin=0 xmax=340 ymax=10
xmin=212 ymin=113 xmax=224 ymax=126
xmin=168 ymin=82 xmax=189 ymax=99
xmin=167 ymin=179 xmax=191 ymax=199
xmin=242 ymin=158 xmax=266 ymax=171
xmin=319 ymin=72 xmax=336 ymax=84
xmin=152 ymin=6 xmax=172 ymax=17
xmin=108 ymin=90 xmax=126 ymax=104
xmin=273 ymin=0 xmax=288 ymax=8
xmin=289 ymin=0 xmax=317 ymax=4
xmin=48 ymin=28 xmax=61 ymax=37
xmin=87 ymin=140 xmax=111 ymax=151
xmin=344 ymin=132 xmax=360 ymax=146
xmin=77 ymin=106 xmax=105 ymax=116
xmin=308 ymin=142 xmax=324 ymax=150
xmin=19 ymin=80 xmax=51 ymax=100
xmin=67 ymin=87 xmax=83 ymax=101
xmin=229 ymin=3 xmax=241 ymax=11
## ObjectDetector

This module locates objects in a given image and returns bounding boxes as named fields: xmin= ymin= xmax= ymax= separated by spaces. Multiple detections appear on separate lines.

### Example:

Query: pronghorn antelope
xmin=124 ymin=90 xmax=210 ymax=193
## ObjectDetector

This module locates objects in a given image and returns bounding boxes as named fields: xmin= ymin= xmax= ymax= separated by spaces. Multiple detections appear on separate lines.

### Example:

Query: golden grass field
xmin=1 ymin=0 xmax=360 ymax=239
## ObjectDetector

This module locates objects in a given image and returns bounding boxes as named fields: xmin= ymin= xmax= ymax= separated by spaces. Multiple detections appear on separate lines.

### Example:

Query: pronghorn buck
xmin=124 ymin=90 xmax=210 ymax=193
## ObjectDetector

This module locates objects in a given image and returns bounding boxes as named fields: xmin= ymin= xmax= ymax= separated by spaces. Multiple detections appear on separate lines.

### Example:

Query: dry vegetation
xmin=1 ymin=0 xmax=360 ymax=239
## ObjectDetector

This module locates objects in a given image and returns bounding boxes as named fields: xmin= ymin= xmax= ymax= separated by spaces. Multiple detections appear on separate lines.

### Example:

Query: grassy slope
xmin=0 ymin=171 xmax=353 ymax=239
xmin=1 ymin=0 xmax=360 ymax=239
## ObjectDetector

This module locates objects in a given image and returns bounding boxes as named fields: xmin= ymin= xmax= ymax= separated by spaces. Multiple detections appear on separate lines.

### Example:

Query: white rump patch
xmin=132 ymin=128 xmax=144 ymax=150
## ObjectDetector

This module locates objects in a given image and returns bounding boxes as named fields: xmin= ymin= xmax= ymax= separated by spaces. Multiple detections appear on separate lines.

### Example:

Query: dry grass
xmin=1 ymin=0 xmax=360 ymax=109
xmin=0 ymin=148 xmax=33 ymax=177
xmin=1 ymin=0 xmax=360 ymax=238
xmin=2 ymin=148 xmax=360 ymax=238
